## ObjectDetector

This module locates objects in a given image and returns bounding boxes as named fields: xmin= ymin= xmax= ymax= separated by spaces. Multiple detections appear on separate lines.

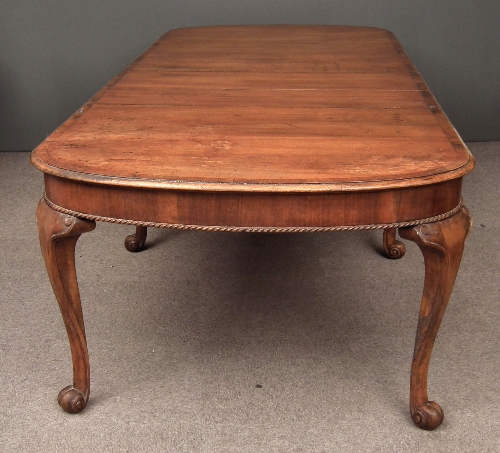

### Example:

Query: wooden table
xmin=32 ymin=25 xmax=474 ymax=430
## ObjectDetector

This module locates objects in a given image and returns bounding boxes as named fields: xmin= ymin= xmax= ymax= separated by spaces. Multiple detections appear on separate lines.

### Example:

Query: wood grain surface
xmin=32 ymin=25 xmax=474 ymax=192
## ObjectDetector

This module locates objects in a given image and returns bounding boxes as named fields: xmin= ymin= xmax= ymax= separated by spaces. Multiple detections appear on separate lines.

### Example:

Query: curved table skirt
xmin=44 ymin=175 xmax=463 ymax=231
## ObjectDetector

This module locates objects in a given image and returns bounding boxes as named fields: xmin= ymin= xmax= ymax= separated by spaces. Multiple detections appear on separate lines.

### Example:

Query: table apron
xmin=44 ymin=175 xmax=463 ymax=230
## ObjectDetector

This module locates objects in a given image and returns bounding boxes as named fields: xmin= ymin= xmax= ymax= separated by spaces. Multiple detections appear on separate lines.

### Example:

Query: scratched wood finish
xmin=32 ymin=25 xmax=473 ymax=192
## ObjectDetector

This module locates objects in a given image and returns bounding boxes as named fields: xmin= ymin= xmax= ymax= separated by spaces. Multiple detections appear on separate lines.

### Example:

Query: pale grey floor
xmin=1 ymin=143 xmax=499 ymax=452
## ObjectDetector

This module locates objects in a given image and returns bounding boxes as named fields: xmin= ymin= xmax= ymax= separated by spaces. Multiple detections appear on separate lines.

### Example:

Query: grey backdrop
xmin=1 ymin=0 xmax=499 ymax=151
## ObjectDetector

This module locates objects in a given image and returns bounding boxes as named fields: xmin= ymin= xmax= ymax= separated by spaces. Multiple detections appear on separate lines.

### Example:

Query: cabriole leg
xmin=399 ymin=206 xmax=471 ymax=430
xmin=36 ymin=198 xmax=96 ymax=413
xmin=124 ymin=226 xmax=147 ymax=252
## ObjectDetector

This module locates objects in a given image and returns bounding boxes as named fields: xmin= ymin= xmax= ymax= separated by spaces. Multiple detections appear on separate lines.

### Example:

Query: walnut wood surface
xmin=31 ymin=26 xmax=475 ymax=429
xmin=43 ymin=174 xmax=463 ymax=228
xmin=31 ymin=25 xmax=474 ymax=193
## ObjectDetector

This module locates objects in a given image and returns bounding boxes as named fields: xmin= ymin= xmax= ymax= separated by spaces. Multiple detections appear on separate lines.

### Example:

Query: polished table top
xmin=32 ymin=25 xmax=473 ymax=194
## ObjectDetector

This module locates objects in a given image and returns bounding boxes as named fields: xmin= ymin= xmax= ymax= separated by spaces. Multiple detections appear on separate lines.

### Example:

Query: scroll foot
xmin=411 ymin=401 xmax=444 ymax=430
xmin=36 ymin=198 xmax=96 ymax=413
xmin=383 ymin=228 xmax=406 ymax=259
xmin=399 ymin=206 xmax=471 ymax=430
xmin=124 ymin=226 xmax=147 ymax=252
xmin=58 ymin=385 xmax=87 ymax=413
